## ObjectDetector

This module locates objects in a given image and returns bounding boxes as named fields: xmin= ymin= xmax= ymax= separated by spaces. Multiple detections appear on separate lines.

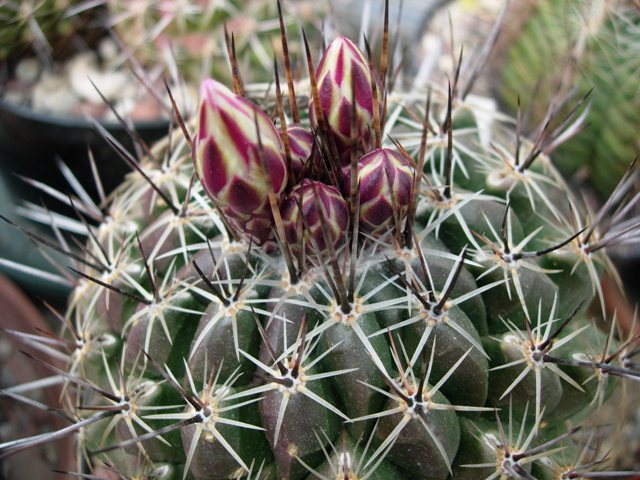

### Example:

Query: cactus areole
xmin=2 ymin=9 xmax=639 ymax=480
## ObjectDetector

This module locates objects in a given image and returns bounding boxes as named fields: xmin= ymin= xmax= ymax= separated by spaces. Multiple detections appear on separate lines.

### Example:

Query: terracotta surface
xmin=0 ymin=274 xmax=74 ymax=479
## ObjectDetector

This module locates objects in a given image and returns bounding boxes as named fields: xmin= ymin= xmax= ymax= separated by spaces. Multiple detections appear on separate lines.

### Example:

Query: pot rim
xmin=0 ymin=95 xmax=169 ymax=131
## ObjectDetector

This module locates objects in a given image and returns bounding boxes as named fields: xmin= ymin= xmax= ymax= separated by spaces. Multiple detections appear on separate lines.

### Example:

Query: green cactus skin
xmin=105 ymin=0 xmax=327 ymax=84
xmin=1 ymin=5 xmax=639 ymax=480
xmin=0 ymin=0 xmax=90 ymax=62
xmin=498 ymin=0 xmax=640 ymax=196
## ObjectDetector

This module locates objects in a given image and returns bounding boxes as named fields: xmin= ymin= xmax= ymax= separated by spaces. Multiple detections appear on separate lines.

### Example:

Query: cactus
xmin=497 ymin=0 xmax=640 ymax=196
xmin=0 ymin=0 xmax=98 ymax=65
xmin=1 ymin=2 xmax=640 ymax=479
xmin=105 ymin=0 xmax=327 ymax=84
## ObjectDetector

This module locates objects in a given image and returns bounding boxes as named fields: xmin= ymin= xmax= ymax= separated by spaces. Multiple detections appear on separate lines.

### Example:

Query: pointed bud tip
xmin=193 ymin=77 xmax=288 ymax=245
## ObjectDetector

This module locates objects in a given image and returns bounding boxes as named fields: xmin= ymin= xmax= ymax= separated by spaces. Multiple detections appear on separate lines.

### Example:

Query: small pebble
xmin=98 ymin=38 xmax=119 ymax=61
xmin=104 ymin=98 xmax=135 ymax=122
xmin=2 ymin=88 xmax=28 ymax=105
xmin=130 ymin=94 xmax=163 ymax=121
xmin=71 ymin=100 xmax=108 ymax=119
xmin=14 ymin=58 xmax=41 ymax=84
xmin=68 ymin=52 xmax=134 ymax=104
xmin=32 ymin=71 xmax=78 ymax=113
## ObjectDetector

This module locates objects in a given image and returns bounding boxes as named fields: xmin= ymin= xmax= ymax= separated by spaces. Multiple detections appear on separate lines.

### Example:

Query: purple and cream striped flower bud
xmin=343 ymin=148 xmax=413 ymax=235
xmin=310 ymin=36 xmax=377 ymax=160
xmin=193 ymin=79 xmax=287 ymax=244
xmin=282 ymin=124 xmax=314 ymax=178
xmin=280 ymin=179 xmax=349 ymax=255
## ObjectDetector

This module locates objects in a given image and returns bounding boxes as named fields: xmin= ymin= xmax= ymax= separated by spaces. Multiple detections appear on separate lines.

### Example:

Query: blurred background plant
xmin=494 ymin=0 xmax=640 ymax=198
xmin=105 ymin=0 xmax=327 ymax=86
xmin=487 ymin=0 xmax=640 ymax=336
xmin=0 ymin=0 xmax=98 ymax=66
xmin=0 ymin=0 xmax=167 ymax=120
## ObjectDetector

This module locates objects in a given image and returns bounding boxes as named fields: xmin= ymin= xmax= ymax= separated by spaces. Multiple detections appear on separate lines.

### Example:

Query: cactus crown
xmin=1 ymin=2 xmax=640 ymax=480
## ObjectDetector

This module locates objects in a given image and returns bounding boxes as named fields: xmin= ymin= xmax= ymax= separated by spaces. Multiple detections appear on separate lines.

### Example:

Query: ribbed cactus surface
xmin=498 ymin=0 xmax=640 ymax=196
xmin=105 ymin=0 xmax=326 ymax=84
xmin=1 ymin=8 xmax=639 ymax=480
xmin=0 ymin=0 xmax=88 ymax=62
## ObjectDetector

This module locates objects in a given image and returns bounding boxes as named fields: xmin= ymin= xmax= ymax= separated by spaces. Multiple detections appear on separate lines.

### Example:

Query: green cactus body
xmin=498 ymin=0 xmax=640 ymax=196
xmin=0 ymin=0 xmax=91 ymax=62
xmin=0 ymin=12 xmax=638 ymax=480
xmin=64 ymin=90 xmax=608 ymax=478
xmin=105 ymin=0 xmax=327 ymax=84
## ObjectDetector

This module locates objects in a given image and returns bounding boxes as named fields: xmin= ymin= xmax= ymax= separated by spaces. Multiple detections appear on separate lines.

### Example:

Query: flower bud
xmin=310 ymin=36 xmax=377 ymax=160
xmin=282 ymin=124 xmax=314 ymax=178
xmin=193 ymin=79 xmax=287 ymax=243
xmin=344 ymin=148 xmax=413 ymax=235
xmin=281 ymin=179 xmax=349 ymax=255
